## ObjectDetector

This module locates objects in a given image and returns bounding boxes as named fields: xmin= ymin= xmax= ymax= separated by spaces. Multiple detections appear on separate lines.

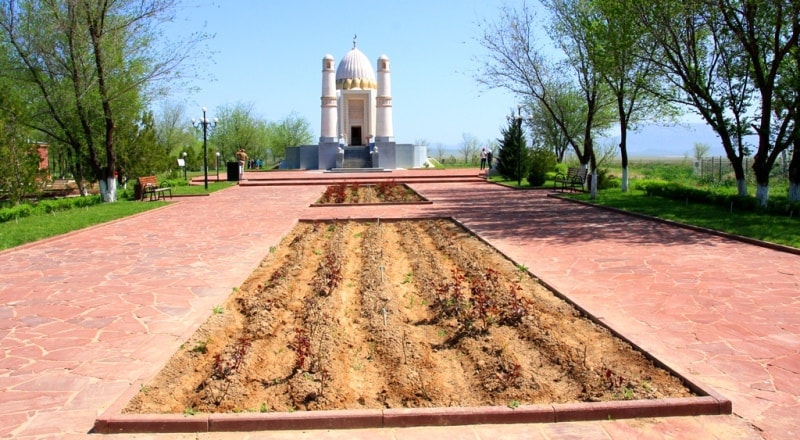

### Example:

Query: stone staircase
xmin=342 ymin=146 xmax=372 ymax=169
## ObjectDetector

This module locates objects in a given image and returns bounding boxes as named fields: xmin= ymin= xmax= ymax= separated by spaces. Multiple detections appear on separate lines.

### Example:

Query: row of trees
xmin=477 ymin=0 xmax=799 ymax=204
xmin=0 ymin=0 xmax=313 ymax=205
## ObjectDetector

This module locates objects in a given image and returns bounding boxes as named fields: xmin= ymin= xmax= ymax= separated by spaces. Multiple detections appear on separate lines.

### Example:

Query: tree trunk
xmin=755 ymin=183 xmax=769 ymax=207
xmin=788 ymin=182 xmax=800 ymax=203
xmin=99 ymin=177 xmax=117 ymax=202
xmin=590 ymin=168 xmax=598 ymax=200
xmin=621 ymin=167 xmax=629 ymax=192
xmin=737 ymin=179 xmax=748 ymax=199
xmin=789 ymin=142 xmax=800 ymax=202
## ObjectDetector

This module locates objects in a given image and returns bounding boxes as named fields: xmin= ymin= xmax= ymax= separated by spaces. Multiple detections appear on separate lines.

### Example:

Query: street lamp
xmin=507 ymin=104 xmax=531 ymax=187
xmin=192 ymin=107 xmax=218 ymax=190
xmin=215 ymin=152 xmax=221 ymax=181
xmin=181 ymin=151 xmax=188 ymax=180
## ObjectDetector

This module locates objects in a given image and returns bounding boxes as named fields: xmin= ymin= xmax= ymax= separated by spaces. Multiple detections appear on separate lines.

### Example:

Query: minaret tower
xmin=375 ymin=54 xmax=394 ymax=142
xmin=320 ymin=54 xmax=338 ymax=143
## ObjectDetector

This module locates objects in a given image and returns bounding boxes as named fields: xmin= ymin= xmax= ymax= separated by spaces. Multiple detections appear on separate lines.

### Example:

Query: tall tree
xmin=634 ymin=0 xmax=755 ymax=197
xmin=711 ymin=0 xmax=800 ymax=205
xmin=459 ymin=132 xmax=481 ymax=164
xmin=0 ymin=116 xmax=42 ymax=204
xmin=0 ymin=0 xmax=205 ymax=201
xmin=585 ymin=0 xmax=678 ymax=192
xmin=542 ymin=0 xmax=615 ymax=198
xmin=527 ymin=86 xmax=585 ymax=163
xmin=496 ymin=113 xmax=530 ymax=185
xmin=476 ymin=0 xmax=612 ymax=198
xmin=264 ymin=112 xmax=314 ymax=163
xmin=210 ymin=102 xmax=268 ymax=164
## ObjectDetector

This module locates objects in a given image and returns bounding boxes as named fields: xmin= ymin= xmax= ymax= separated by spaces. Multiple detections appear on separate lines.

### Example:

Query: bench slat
xmin=137 ymin=176 xmax=172 ymax=201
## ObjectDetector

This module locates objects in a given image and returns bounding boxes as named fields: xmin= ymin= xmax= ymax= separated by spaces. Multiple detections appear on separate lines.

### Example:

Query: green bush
xmin=0 ymin=204 xmax=34 ymax=222
xmin=0 ymin=195 xmax=103 ymax=224
xmin=159 ymin=178 xmax=186 ymax=188
xmin=634 ymin=180 xmax=800 ymax=216
xmin=528 ymin=148 xmax=557 ymax=187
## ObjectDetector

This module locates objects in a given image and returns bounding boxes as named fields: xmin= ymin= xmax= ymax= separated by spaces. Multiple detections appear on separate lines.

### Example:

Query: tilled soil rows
xmin=125 ymin=218 xmax=693 ymax=414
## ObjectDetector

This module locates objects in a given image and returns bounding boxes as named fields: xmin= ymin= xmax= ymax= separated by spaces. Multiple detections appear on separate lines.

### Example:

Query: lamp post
xmin=215 ymin=152 xmax=221 ymax=181
xmin=181 ymin=151 xmax=187 ymax=180
xmin=192 ymin=107 xmax=218 ymax=190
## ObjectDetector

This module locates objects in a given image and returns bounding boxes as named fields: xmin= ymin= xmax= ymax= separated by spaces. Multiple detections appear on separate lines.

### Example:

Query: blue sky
xmin=161 ymin=0 xmax=727 ymax=157
xmin=161 ymin=0 xmax=516 ymax=148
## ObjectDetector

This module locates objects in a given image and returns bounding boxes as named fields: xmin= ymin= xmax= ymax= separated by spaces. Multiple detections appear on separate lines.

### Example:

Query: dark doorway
xmin=350 ymin=126 xmax=362 ymax=146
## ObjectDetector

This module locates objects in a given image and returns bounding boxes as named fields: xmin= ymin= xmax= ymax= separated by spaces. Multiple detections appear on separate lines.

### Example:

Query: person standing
xmin=486 ymin=149 xmax=493 ymax=170
xmin=236 ymin=148 xmax=248 ymax=179
xmin=480 ymin=147 xmax=487 ymax=170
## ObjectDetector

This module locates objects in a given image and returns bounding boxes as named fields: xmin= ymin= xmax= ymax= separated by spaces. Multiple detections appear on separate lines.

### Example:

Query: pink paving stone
xmin=539 ymin=421 xmax=611 ymax=440
xmin=769 ymin=353 xmax=800 ymax=374
xmin=2 ymin=175 xmax=799 ymax=439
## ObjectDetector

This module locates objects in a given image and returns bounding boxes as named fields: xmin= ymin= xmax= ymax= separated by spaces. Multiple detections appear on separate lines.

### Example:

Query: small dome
xmin=336 ymin=47 xmax=376 ymax=90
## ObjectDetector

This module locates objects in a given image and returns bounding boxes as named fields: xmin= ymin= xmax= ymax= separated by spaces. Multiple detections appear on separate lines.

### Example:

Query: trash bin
xmin=226 ymin=161 xmax=239 ymax=181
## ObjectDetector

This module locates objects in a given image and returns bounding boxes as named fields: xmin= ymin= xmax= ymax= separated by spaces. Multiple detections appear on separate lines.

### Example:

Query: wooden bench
xmin=553 ymin=167 xmax=588 ymax=192
xmin=42 ymin=178 xmax=76 ymax=197
xmin=138 ymin=175 xmax=172 ymax=201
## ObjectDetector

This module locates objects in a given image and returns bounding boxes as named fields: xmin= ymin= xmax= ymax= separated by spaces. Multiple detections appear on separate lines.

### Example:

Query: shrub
xmin=527 ymin=147 xmax=557 ymax=187
xmin=0 ymin=204 xmax=34 ymax=223
xmin=0 ymin=195 xmax=103 ymax=224
xmin=634 ymin=180 xmax=800 ymax=215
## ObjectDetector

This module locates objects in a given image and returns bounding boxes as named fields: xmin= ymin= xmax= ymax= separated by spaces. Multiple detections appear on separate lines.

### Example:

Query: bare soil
xmin=314 ymin=182 xmax=423 ymax=204
xmin=125 ymin=218 xmax=693 ymax=414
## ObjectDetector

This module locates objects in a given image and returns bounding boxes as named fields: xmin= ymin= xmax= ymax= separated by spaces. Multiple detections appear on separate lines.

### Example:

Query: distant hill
xmin=431 ymin=123 xmax=748 ymax=160
xmin=601 ymin=123 xmax=732 ymax=158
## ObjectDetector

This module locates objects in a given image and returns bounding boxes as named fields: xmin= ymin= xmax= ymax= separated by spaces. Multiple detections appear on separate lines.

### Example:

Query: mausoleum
xmin=282 ymin=39 xmax=427 ymax=170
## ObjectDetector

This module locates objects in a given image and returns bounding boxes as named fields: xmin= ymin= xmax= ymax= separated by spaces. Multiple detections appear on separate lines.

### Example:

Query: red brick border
xmin=94 ymin=395 xmax=730 ymax=434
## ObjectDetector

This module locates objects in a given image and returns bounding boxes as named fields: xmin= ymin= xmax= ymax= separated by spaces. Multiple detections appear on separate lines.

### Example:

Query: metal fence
xmin=694 ymin=155 xmax=790 ymax=183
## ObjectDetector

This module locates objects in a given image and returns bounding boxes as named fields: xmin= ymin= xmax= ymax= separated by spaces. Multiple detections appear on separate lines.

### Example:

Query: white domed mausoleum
xmin=282 ymin=38 xmax=428 ymax=170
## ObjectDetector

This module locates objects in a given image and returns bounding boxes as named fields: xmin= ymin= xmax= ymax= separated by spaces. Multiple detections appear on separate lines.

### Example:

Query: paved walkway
xmin=1 ymin=170 xmax=797 ymax=439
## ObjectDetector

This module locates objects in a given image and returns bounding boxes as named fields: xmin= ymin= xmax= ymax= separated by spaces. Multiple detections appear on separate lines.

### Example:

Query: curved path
xmin=0 ymin=170 xmax=797 ymax=439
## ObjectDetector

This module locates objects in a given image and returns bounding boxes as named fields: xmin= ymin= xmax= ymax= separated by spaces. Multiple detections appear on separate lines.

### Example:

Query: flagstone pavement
xmin=1 ymin=169 xmax=797 ymax=439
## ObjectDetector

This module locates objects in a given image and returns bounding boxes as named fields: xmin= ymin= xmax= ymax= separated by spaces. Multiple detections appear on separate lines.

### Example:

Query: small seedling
xmin=621 ymin=387 xmax=635 ymax=400
xmin=269 ymin=246 xmax=276 ymax=254
xmin=402 ymin=272 xmax=414 ymax=284
xmin=507 ymin=400 xmax=520 ymax=409
xmin=515 ymin=263 xmax=528 ymax=280
xmin=191 ymin=340 xmax=208 ymax=354
xmin=260 ymin=403 xmax=268 ymax=413
xmin=183 ymin=405 xmax=198 ymax=416
xmin=212 ymin=305 xmax=224 ymax=315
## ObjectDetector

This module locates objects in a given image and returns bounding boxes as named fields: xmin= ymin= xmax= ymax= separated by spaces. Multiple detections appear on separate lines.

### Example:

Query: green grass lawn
xmin=0 ymin=201 xmax=167 ymax=250
xmin=566 ymin=189 xmax=800 ymax=249
xmin=1 ymin=181 xmax=235 ymax=251
xmin=169 ymin=181 xmax=236 ymax=195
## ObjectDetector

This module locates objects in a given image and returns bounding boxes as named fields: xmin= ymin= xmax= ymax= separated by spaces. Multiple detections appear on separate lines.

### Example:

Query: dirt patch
xmin=314 ymin=182 xmax=424 ymax=204
xmin=124 ymin=219 xmax=693 ymax=415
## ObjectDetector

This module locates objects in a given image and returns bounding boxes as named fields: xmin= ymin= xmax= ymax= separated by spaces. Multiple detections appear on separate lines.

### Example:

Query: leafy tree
xmin=639 ymin=0 xmax=800 ymax=205
xmin=459 ymin=133 xmax=481 ymax=164
xmin=584 ymin=0 xmax=679 ymax=192
xmin=528 ymin=87 xmax=584 ymax=163
xmin=0 ymin=0 xmax=206 ymax=202
xmin=496 ymin=114 xmax=530 ymax=185
xmin=155 ymin=100 xmax=196 ymax=170
xmin=711 ymin=0 xmax=800 ymax=205
xmin=209 ymin=102 xmax=268 ymax=163
xmin=264 ymin=112 xmax=314 ymax=164
xmin=115 ymin=111 xmax=165 ymax=183
xmin=476 ymin=0 xmax=613 ymax=198
xmin=0 ymin=116 xmax=42 ymax=204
